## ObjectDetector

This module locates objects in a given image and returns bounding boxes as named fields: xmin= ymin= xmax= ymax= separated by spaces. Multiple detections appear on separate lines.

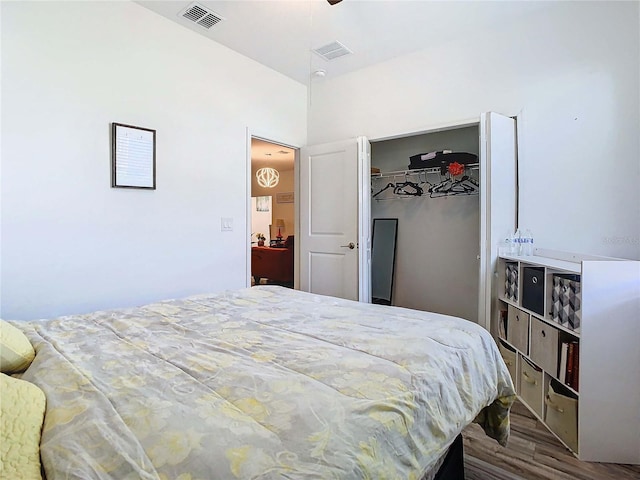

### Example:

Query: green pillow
xmin=0 ymin=373 xmax=46 ymax=479
xmin=0 ymin=320 xmax=36 ymax=374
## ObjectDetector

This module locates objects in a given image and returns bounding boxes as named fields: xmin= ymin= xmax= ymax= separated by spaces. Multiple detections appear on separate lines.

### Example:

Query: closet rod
xmin=372 ymin=163 xmax=479 ymax=180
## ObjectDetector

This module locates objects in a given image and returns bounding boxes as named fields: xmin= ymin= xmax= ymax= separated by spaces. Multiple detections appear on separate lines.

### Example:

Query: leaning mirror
xmin=371 ymin=218 xmax=398 ymax=305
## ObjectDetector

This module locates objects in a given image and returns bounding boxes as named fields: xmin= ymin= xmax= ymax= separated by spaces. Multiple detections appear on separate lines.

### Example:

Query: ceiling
xmin=135 ymin=0 xmax=549 ymax=85
xmin=251 ymin=138 xmax=295 ymax=171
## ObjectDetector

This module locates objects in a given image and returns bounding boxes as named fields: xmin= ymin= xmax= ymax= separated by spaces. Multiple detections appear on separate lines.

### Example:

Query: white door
xmin=299 ymin=137 xmax=370 ymax=301
xmin=478 ymin=112 xmax=518 ymax=331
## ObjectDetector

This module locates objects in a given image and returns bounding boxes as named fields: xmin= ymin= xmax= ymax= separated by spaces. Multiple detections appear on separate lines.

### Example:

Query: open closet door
xmin=357 ymin=137 xmax=372 ymax=303
xmin=478 ymin=112 xmax=517 ymax=331
xmin=299 ymin=137 xmax=371 ymax=301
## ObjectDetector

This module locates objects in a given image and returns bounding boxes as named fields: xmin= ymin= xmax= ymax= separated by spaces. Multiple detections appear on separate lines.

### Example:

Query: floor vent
xmin=179 ymin=3 xmax=224 ymax=30
xmin=313 ymin=41 xmax=352 ymax=61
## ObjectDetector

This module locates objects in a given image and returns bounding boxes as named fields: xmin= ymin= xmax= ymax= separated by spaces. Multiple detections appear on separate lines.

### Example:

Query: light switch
xmin=221 ymin=217 xmax=233 ymax=231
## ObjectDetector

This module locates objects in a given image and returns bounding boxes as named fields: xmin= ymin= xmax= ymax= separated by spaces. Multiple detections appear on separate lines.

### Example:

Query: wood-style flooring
xmin=462 ymin=400 xmax=640 ymax=480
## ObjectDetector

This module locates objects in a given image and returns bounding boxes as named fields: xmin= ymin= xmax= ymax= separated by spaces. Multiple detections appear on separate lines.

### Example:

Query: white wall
xmin=308 ymin=1 xmax=640 ymax=260
xmin=1 ymin=1 xmax=307 ymax=319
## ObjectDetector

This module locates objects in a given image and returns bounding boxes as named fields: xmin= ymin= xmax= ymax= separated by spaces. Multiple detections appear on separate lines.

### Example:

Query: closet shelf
xmin=372 ymin=163 xmax=479 ymax=179
xmin=371 ymin=162 xmax=480 ymax=200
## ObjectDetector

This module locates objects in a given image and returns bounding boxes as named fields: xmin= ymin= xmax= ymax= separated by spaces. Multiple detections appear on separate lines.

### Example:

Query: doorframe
xmin=365 ymin=113 xmax=520 ymax=329
xmin=357 ymin=136 xmax=372 ymax=303
xmin=245 ymin=129 xmax=300 ymax=289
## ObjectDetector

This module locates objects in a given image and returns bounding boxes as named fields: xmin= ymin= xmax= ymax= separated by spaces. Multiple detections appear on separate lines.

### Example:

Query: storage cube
xmin=506 ymin=305 xmax=529 ymax=354
xmin=519 ymin=357 xmax=543 ymax=418
xmin=498 ymin=340 xmax=517 ymax=386
xmin=505 ymin=263 xmax=518 ymax=302
xmin=545 ymin=382 xmax=578 ymax=452
xmin=522 ymin=267 xmax=545 ymax=316
xmin=529 ymin=317 xmax=559 ymax=375
xmin=551 ymin=274 xmax=581 ymax=332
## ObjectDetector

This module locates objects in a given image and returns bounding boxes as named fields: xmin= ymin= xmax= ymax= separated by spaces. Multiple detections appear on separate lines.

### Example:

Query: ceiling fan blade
xmin=327 ymin=0 xmax=343 ymax=5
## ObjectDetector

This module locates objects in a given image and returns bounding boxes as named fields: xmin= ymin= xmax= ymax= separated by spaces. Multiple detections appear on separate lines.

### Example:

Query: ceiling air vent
xmin=180 ymin=3 xmax=224 ymax=30
xmin=313 ymin=41 xmax=352 ymax=61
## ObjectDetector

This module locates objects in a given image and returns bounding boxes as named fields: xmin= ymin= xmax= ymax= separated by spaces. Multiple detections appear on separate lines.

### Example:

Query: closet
xmin=299 ymin=112 xmax=516 ymax=328
xmin=370 ymin=126 xmax=482 ymax=323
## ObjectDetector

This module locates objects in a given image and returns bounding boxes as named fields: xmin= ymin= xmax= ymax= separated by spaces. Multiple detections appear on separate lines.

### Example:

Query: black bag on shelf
xmin=408 ymin=151 xmax=478 ymax=170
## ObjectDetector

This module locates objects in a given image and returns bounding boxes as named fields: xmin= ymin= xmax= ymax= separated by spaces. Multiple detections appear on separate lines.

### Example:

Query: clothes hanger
xmin=451 ymin=174 xmax=479 ymax=194
xmin=393 ymin=180 xmax=423 ymax=196
xmin=429 ymin=176 xmax=453 ymax=196
xmin=448 ymin=177 xmax=476 ymax=195
xmin=419 ymin=171 xmax=435 ymax=188
xmin=372 ymin=182 xmax=395 ymax=198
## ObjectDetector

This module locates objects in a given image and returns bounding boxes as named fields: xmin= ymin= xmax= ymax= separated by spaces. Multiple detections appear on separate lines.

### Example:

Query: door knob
xmin=341 ymin=242 xmax=356 ymax=250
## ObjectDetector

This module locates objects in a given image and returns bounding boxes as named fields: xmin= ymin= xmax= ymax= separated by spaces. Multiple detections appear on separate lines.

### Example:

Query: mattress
xmin=16 ymin=286 xmax=515 ymax=479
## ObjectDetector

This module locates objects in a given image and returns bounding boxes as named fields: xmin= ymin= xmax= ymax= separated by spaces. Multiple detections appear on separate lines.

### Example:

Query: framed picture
xmin=276 ymin=192 xmax=294 ymax=203
xmin=111 ymin=122 xmax=156 ymax=189
xmin=256 ymin=196 xmax=270 ymax=212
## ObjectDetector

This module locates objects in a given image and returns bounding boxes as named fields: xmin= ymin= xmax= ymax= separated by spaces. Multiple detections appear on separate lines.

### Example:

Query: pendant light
xmin=256 ymin=167 xmax=280 ymax=188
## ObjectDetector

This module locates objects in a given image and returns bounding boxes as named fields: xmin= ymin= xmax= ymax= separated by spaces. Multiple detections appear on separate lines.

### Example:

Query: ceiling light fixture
xmin=256 ymin=167 xmax=280 ymax=188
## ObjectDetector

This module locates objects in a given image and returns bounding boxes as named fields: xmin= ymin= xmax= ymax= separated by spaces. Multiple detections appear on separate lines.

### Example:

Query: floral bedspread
xmin=17 ymin=286 xmax=515 ymax=479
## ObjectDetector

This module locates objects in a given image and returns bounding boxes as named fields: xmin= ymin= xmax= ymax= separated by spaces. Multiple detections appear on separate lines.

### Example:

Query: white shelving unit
xmin=494 ymin=249 xmax=640 ymax=464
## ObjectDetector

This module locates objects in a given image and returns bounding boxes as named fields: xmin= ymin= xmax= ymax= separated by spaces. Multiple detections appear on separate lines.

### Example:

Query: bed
xmin=3 ymin=286 xmax=515 ymax=479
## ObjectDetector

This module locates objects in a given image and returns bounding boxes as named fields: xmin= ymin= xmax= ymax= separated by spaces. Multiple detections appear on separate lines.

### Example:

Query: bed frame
xmin=434 ymin=434 xmax=465 ymax=480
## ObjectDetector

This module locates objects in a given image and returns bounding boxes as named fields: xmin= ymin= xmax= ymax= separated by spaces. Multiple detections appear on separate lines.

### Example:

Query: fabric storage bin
xmin=551 ymin=274 xmax=581 ymax=332
xmin=519 ymin=357 xmax=543 ymax=418
xmin=506 ymin=305 xmax=529 ymax=354
xmin=522 ymin=267 xmax=545 ymax=316
xmin=498 ymin=340 xmax=517 ymax=386
xmin=529 ymin=317 xmax=559 ymax=375
xmin=545 ymin=382 xmax=578 ymax=452
xmin=505 ymin=263 xmax=518 ymax=302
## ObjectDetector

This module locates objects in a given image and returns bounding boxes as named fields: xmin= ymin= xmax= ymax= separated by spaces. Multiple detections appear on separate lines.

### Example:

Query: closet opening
xmin=370 ymin=125 xmax=481 ymax=322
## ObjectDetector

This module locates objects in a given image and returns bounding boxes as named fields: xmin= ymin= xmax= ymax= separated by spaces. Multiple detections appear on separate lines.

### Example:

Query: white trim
xmin=357 ymin=136 xmax=371 ymax=303
xmin=293 ymin=148 xmax=300 ymax=290
xmin=479 ymin=112 xmax=518 ymax=331
xmin=478 ymin=113 xmax=489 ymax=329
xmin=245 ymin=127 xmax=252 ymax=287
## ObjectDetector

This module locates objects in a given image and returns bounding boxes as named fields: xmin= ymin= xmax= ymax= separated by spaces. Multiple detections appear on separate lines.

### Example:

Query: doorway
xmin=370 ymin=125 xmax=481 ymax=322
xmin=250 ymin=137 xmax=297 ymax=288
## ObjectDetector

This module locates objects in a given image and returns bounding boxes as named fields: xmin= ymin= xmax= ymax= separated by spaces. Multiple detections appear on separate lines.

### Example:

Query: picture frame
xmin=276 ymin=192 xmax=294 ymax=203
xmin=256 ymin=196 xmax=270 ymax=212
xmin=111 ymin=122 xmax=156 ymax=189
